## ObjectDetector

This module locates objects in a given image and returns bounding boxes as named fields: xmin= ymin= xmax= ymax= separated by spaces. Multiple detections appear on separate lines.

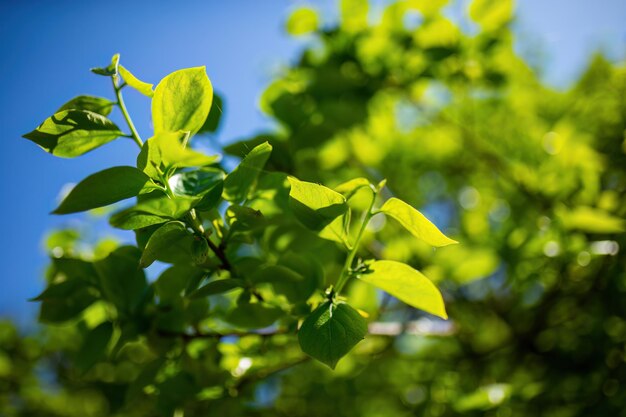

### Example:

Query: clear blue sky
xmin=0 ymin=0 xmax=624 ymax=325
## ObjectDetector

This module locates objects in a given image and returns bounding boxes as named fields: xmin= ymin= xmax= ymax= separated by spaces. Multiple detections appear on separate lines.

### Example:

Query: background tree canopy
xmin=2 ymin=0 xmax=625 ymax=416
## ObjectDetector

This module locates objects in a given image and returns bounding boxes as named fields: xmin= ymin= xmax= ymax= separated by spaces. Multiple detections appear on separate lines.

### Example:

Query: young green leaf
xmin=189 ymin=279 xmax=245 ymax=298
xmin=223 ymin=142 xmax=272 ymax=203
xmin=152 ymin=67 xmax=213 ymax=136
xmin=357 ymin=260 xmax=448 ymax=319
xmin=379 ymin=197 xmax=457 ymax=247
xmin=53 ymin=166 xmax=156 ymax=214
xmin=57 ymin=95 xmax=115 ymax=116
xmin=334 ymin=177 xmax=372 ymax=199
xmin=119 ymin=64 xmax=154 ymax=97
xmin=90 ymin=53 xmax=119 ymax=76
xmin=288 ymin=176 xmax=348 ymax=231
xmin=23 ymin=110 xmax=123 ymax=158
xmin=75 ymin=322 xmax=113 ymax=372
xmin=139 ymin=221 xmax=194 ymax=268
xmin=137 ymin=132 xmax=219 ymax=179
xmin=298 ymin=301 xmax=367 ymax=369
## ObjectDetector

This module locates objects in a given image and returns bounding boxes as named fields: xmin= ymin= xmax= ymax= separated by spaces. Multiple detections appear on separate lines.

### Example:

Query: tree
xmin=3 ymin=0 xmax=625 ymax=416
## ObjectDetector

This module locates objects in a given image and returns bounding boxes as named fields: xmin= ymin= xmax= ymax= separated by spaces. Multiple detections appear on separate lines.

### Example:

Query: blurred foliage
xmin=4 ymin=0 xmax=626 ymax=416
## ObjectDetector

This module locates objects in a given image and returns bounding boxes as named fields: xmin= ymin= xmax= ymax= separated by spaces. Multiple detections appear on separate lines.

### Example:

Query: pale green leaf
xmin=288 ymin=176 xmax=348 ymax=232
xmin=119 ymin=64 xmax=154 ymax=97
xmin=152 ymin=67 xmax=213 ymax=136
xmin=380 ymin=197 xmax=457 ymax=247
xmin=286 ymin=7 xmax=319 ymax=36
xmin=358 ymin=260 xmax=447 ymax=319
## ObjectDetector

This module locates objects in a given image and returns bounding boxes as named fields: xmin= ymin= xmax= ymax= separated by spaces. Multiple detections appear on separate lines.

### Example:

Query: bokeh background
xmin=1 ymin=1 xmax=626 ymax=416
xmin=1 ymin=0 xmax=624 ymax=324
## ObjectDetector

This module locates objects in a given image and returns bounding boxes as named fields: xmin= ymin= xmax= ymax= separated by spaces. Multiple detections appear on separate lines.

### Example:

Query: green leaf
xmin=286 ymin=7 xmax=319 ymax=36
xmin=190 ymin=237 xmax=209 ymax=264
xmin=189 ymin=279 xmax=245 ymax=298
xmin=139 ymin=221 xmax=194 ymax=268
xmin=379 ymin=197 xmax=457 ymax=247
xmin=137 ymin=132 xmax=219 ymax=179
xmin=298 ymin=301 xmax=367 ymax=369
xmin=225 ymin=302 xmax=282 ymax=329
xmin=197 ymin=92 xmax=223 ymax=134
xmin=223 ymin=142 xmax=272 ymax=203
xmin=53 ymin=166 xmax=156 ymax=214
xmin=94 ymin=246 xmax=148 ymax=315
xmin=37 ymin=280 xmax=98 ymax=323
xmin=358 ymin=260 xmax=447 ymax=319
xmin=155 ymin=265 xmax=206 ymax=304
xmin=152 ymin=67 xmax=213 ymax=136
xmin=119 ymin=64 xmax=154 ymax=97
xmin=75 ymin=322 xmax=113 ymax=372
xmin=90 ymin=53 xmax=119 ymax=76
xmin=334 ymin=177 xmax=372 ymax=199
xmin=110 ymin=196 xmax=194 ymax=230
xmin=57 ymin=95 xmax=114 ymax=116
xmin=169 ymin=168 xmax=225 ymax=211
xmin=23 ymin=110 xmax=123 ymax=158
xmin=288 ymin=176 xmax=348 ymax=231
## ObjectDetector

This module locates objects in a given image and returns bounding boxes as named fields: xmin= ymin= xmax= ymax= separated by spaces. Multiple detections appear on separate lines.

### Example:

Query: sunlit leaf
xmin=379 ymin=198 xmax=457 ymax=247
xmin=288 ymin=176 xmax=348 ymax=232
xmin=223 ymin=142 xmax=272 ymax=203
xmin=152 ymin=67 xmax=213 ymax=136
xmin=358 ymin=260 xmax=447 ymax=319
xmin=23 ymin=110 xmax=123 ymax=158
xmin=119 ymin=64 xmax=154 ymax=97
xmin=57 ymin=95 xmax=114 ymax=116
xmin=53 ymin=166 xmax=156 ymax=214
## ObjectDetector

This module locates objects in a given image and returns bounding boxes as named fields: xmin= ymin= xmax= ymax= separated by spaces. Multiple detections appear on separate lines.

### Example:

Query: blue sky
xmin=0 ymin=0 xmax=624 ymax=325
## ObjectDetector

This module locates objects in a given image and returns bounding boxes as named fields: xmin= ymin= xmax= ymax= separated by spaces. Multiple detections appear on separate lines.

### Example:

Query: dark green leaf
xmin=169 ymin=168 xmax=225 ymax=211
xmin=189 ymin=279 xmax=245 ymax=298
xmin=298 ymin=301 xmax=367 ymax=369
xmin=38 ymin=280 xmax=98 ymax=323
xmin=94 ymin=246 xmax=148 ymax=315
xmin=198 ymin=92 xmax=223 ymax=134
xmin=75 ymin=322 xmax=113 ymax=372
xmin=23 ymin=110 xmax=123 ymax=158
xmin=225 ymin=302 xmax=282 ymax=329
xmin=155 ymin=265 xmax=206 ymax=304
xmin=53 ymin=166 xmax=156 ymax=214
xmin=139 ymin=221 xmax=194 ymax=268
